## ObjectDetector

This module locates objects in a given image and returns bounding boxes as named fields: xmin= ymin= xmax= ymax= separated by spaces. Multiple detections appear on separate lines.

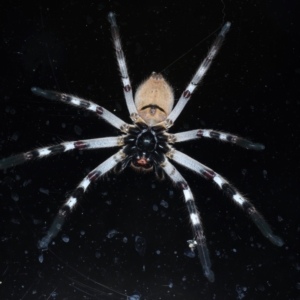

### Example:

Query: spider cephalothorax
xmin=0 ymin=12 xmax=283 ymax=282
xmin=122 ymin=122 xmax=169 ymax=173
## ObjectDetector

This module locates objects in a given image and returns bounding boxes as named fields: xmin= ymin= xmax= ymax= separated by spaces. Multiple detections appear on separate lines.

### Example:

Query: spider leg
xmin=162 ymin=159 xmax=215 ymax=282
xmin=167 ymin=149 xmax=284 ymax=247
xmin=31 ymin=87 xmax=129 ymax=132
xmin=37 ymin=151 xmax=124 ymax=250
xmin=108 ymin=12 xmax=139 ymax=122
xmin=168 ymin=129 xmax=265 ymax=150
xmin=165 ymin=22 xmax=231 ymax=128
xmin=0 ymin=136 xmax=123 ymax=170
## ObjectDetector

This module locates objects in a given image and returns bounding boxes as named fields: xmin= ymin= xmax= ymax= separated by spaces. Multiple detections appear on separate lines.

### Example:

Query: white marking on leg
xmin=89 ymin=103 xmax=98 ymax=112
xmin=39 ymin=149 xmax=51 ymax=156
xmin=122 ymin=77 xmax=130 ymax=86
xmin=70 ymin=98 xmax=80 ymax=106
xmin=186 ymin=83 xmax=197 ymax=94
xmin=213 ymin=175 xmax=223 ymax=187
xmin=219 ymin=133 xmax=227 ymax=140
xmin=66 ymin=197 xmax=77 ymax=209
xmin=190 ymin=213 xmax=200 ymax=225
xmin=81 ymin=178 xmax=90 ymax=190
xmin=203 ymin=130 xmax=210 ymax=137
xmin=233 ymin=194 xmax=245 ymax=205
xmin=64 ymin=142 xmax=75 ymax=151
xmin=183 ymin=189 xmax=193 ymax=201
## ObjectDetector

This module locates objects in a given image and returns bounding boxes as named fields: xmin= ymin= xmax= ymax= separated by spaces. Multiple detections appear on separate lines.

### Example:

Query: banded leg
xmin=168 ymin=129 xmax=265 ymax=150
xmin=165 ymin=22 xmax=231 ymax=128
xmin=167 ymin=149 xmax=284 ymax=247
xmin=107 ymin=12 xmax=139 ymax=122
xmin=162 ymin=159 xmax=214 ymax=282
xmin=0 ymin=136 xmax=123 ymax=170
xmin=31 ymin=87 xmax=129 ymax=132
xmin=38 ymin=151 xmax=124 ymax=249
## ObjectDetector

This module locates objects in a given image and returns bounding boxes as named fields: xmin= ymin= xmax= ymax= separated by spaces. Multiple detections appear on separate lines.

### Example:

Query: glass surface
xmin=1 ymin=1 xmax=299 ymax=299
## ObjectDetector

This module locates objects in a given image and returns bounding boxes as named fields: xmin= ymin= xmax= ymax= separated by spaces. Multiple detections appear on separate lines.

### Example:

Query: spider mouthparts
xmin=137 ymin=157 xmax=148 ymax=165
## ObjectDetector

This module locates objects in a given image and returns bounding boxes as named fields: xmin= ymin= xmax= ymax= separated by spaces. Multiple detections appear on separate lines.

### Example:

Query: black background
xmin=1 ymin=0 xmax=300 ymax=299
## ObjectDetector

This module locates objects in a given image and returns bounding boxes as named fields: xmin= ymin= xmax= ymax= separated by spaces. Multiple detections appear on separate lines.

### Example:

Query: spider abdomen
xmin=135 ymin=73 xmax=174 ymax=126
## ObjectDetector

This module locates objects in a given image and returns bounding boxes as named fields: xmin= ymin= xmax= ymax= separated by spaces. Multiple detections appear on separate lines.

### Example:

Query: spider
xmin=1 ymin=12 xmax=283 ymax=282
